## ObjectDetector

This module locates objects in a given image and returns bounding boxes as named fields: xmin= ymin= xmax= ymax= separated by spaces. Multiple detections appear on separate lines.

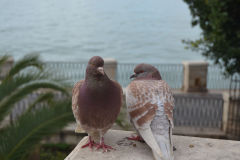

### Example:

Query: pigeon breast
xmin=77 ymin=80 xmax=122 ymax=131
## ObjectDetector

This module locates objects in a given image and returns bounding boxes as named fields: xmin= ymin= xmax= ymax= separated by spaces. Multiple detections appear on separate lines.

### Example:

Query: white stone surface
xmin=65 ymin=130 xmax=240 ymax=160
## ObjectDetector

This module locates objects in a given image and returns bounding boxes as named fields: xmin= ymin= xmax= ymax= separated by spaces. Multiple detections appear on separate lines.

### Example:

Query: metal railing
xmin=46 ymin=61 xmax=87 ymax=85
xmin=3 ymin=61 xmax=229 ymax=136
xmin=10 ymin=92 xmax=64 ymax=121
xmin=117 ymin=63 xmax=183 ymax=89
xmin=173 ymin=93 xmax=223 ymax=128
xmin=207 ymin=65 xmax=231 ymax=90
xmin=10 ymin=92 xmax=224 ymax=131
xmin=41 ymin=62 xmax=232 ymax=90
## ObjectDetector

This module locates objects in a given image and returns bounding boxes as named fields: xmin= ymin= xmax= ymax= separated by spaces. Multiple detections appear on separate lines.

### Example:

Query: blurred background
xmin=0 ymin=0 xmax=239 ymax=160
xmin=0 ymin=0 xmax=202 ymax=63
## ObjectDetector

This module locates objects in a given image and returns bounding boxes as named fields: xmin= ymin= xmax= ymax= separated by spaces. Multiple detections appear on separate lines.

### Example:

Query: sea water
xmin=0 ymin=0 xmax=204 ymax=63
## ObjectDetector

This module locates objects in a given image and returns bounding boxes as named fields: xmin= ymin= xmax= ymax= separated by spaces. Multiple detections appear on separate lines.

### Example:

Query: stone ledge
xmin=65 ymin=130 xmax=240 ymax=160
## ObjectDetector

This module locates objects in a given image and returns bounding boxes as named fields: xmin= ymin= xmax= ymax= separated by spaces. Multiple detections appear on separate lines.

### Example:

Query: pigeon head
xmin=86 ymin=56 xmax=109 ymax=82
xmin=130 ymin=63 xmax=162 ymax=80
xmin=88 ymin=56 xmax=104 ymax=68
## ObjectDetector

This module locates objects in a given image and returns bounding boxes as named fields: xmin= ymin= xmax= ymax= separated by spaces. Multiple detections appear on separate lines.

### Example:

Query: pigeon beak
xmin=130 ymin=73 xmax=137 ymax=79
xmin=97 ymin=67 xmax=104 ymax=75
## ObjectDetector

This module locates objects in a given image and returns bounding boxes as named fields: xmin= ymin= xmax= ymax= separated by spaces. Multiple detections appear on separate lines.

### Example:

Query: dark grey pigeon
xmin=72 ymin=56 xmax=122 ymax=152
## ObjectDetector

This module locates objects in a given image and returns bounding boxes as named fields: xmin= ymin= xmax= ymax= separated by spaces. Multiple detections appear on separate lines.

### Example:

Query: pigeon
xmin=72 ymin=56 xmax=122 ymax=152
xmin=125 ymin=63 xmax=174 ymax=160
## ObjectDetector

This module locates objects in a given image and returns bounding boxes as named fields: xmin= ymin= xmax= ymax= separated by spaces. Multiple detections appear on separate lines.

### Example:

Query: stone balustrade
xmin=182 ymin=61 xmax=208 ymax=92
xmin=103 ymin=58 xmax=117 ymax=80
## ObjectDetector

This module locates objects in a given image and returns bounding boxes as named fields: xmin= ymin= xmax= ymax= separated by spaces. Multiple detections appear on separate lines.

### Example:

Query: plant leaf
xmin=0 ymin=99 xmax=74 ymax=160
xmin=5 ymin=54 xmax=44 ymax=79
xmin=0 ymin=80 xmax=68 ymax=123
xmin=25 ymin=92 xmax=55 ymax=113
xmin=0 ymin=72 xmax=49 ymax=101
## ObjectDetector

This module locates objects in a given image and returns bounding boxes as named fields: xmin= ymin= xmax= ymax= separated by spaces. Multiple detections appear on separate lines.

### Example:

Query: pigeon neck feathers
xmin=85 ymin=56 xmax=111 ymax=90
xmin=85 ymin=67 xmax=111 ymax=91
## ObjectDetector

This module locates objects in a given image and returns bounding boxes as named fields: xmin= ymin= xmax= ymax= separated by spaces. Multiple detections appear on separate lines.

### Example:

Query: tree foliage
xmin=183 ymin=0 xmax=240 ymax=75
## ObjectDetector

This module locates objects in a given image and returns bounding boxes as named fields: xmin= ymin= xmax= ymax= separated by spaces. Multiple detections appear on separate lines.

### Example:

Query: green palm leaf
xmin=0 ymin=80 xmax=68 ymax=123
xmin=25 ymin=92 xmax=55 ymax=113
xmin=0 ymin=72 xmax=49 ymax=101
xmin=0 ymin=98 xmax=74 ymax=160
xmin=5 ymin=54 xmax=43 ymax=80
xmin=0 ymin=54 xmax=75 ymax=160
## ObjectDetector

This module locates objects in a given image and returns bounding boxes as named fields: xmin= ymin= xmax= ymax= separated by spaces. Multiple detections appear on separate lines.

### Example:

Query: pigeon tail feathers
xmin=138 ymin=127 xmax=164 ymax=159
xmin=152 ymin=134 xmax=174 ymax=160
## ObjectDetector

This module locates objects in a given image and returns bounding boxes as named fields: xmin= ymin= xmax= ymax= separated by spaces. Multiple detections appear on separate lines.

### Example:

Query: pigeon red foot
xmin=96 ymin=137 xmax=115 ymax=152
xmin=127 ymin=135 xmax=145 ymax=142
xmin=81 ymin=136 xmax=97 ymax=149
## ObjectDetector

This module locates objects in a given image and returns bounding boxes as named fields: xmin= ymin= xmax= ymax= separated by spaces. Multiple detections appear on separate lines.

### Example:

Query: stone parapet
xmin=65 ymin=130 xmax=240 ymax=160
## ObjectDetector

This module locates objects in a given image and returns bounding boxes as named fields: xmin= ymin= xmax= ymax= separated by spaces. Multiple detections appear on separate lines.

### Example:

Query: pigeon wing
xmin=72 ymin=80 xmax=85 ymax=133
xmin=126 ymin=80 xmax=174 ymax=160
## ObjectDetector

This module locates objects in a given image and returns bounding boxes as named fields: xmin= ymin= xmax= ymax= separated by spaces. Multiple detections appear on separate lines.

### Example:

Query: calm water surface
xmin=0 ymin=0 xmax=204 ymax=63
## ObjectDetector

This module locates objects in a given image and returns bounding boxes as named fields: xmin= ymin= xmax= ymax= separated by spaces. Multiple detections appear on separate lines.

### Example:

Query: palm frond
xmin=0 ymin=54 xmax=75 ymax=160
xmin=0 ymin=72 xmax=50 ymax=101
xmin=0 ymin=80 xmax=68 ymax=123
xmin=5 ymin=54 xmax=44 ymax=79
xmin=25 ymin=92 xmax=54 ymax=113
xmin=0 ymin=98 xmax=74 ymax=160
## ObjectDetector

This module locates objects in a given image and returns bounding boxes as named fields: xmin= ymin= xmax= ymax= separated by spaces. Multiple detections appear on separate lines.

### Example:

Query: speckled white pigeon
xmin=126 ymin=63 xmax=174 ymax=160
